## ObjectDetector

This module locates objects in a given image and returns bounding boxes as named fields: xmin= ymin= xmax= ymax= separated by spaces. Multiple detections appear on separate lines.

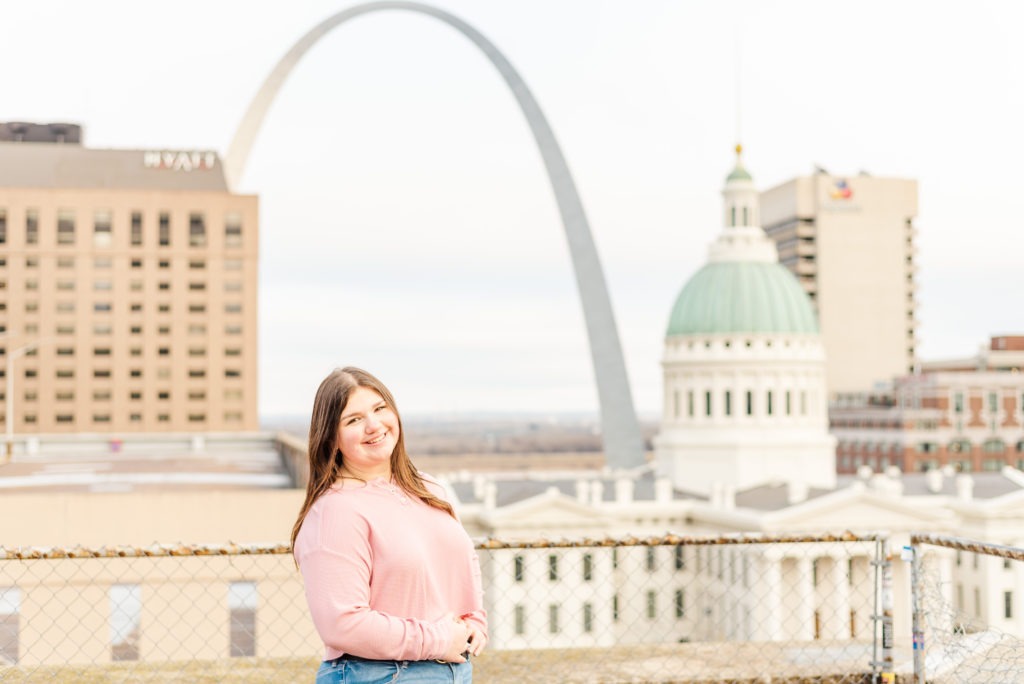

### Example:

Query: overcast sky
xmin=3 ymin=1 xmax=1023 ymax=419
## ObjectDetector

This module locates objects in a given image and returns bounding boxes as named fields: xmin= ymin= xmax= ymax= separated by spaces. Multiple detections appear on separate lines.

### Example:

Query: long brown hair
xmin=290 ymin=367 xmax=454 ymax=554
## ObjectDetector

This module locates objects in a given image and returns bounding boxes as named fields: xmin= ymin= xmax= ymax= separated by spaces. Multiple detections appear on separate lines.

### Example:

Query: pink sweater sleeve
xmin=297 ymin=501 xmax=454 ymax=660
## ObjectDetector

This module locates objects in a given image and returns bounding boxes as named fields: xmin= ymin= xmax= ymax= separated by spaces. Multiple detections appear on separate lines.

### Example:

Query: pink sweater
xmin=293 ymin=476 xmax=487 ymax=662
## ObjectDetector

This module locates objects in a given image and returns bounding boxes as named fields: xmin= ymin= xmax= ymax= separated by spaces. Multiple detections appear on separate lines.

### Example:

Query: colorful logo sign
xmin=830 ymin=178 xmax=853 ymax=200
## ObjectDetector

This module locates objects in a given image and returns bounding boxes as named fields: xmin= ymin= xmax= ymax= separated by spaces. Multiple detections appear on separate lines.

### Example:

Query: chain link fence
xmin=908 ymin=534 xmax=1024 ymax=684
xmin=0 ymin=534 xmax=887 ymax=683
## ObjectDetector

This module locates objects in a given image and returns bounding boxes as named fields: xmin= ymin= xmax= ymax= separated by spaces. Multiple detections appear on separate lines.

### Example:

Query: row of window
xmin=2 ymin=346 xmax=243 ymax=358
xmin=4 ymin=411 xmax=246 ymax=425
xmin=951 ymin=391 xmax=1024 ymax=415
xmin=514 ymin=546 xmax=751 ymax=582
xmin=1 ymin=323 xmax=245 ymax=337
xmin=8 ymin=368 xmax=244 ymax=380
xmin=673 ymin=388 xmax=810 ymax=419
xmin=1 ymin=280 xmax=244 ymax=293
xmin=511 ymin=590 xmax=687 ymax=636
xmin=0 ymin=581 xmax=256 ymax=664
xmin=6 ymin=301 xmax=244 ymax=314
xmin=0 ymin=256 xmax=247 ymax=270
xmin=954 ymin=584 xmax=1015 ymax=620
xmin=1 ymin=388 xmax=244 ymax=402
xmin=0 ymin=209 xmax=244 ymax=249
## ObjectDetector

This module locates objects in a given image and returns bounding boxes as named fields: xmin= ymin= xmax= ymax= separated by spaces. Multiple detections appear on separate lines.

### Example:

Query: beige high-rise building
xmin=0 ymin=122 xmax=258 ymax=434
xmin=760 ymin=173 xmax=918 ymax=397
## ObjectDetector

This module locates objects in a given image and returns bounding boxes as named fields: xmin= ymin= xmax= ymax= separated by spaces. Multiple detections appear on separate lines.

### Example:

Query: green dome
xmin=726 ymin=165 xmax=752 ymax=182
xmin=667 ymin=261 xmax=818 ymax=336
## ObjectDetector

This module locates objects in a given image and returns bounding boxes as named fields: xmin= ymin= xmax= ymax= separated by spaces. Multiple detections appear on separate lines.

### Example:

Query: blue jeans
xmin=316 ymin=656 xmax=472 ymax=683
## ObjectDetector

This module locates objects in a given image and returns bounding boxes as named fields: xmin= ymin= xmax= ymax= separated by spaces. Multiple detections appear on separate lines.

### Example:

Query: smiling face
xmin=335 ymin=385 xmax=400 ymax=480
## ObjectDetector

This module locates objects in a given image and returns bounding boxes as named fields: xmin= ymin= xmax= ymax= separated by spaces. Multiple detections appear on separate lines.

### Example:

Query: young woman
xmin=292 ymin=367 xmax=487 ymax=683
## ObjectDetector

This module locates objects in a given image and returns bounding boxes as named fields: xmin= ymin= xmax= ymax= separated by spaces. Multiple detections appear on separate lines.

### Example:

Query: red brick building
xmin=831 ymin=336 xmax=1024 ymax=473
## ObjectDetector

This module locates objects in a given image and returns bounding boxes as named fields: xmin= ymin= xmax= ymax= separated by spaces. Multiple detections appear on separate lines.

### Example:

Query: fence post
xmin=908 ymin=540 xmax=926 ymax=683
xmin=876 ymin=537 xmax=895 ymax=683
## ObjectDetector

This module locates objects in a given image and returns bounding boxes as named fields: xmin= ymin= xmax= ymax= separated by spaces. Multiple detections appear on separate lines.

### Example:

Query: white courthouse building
xmin=442 ymin=151 xmax=1024 ymax=652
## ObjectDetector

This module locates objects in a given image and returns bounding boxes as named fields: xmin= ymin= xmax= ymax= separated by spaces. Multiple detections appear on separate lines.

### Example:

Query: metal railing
xmin=0 ymin=534 xmax=887 ymax=683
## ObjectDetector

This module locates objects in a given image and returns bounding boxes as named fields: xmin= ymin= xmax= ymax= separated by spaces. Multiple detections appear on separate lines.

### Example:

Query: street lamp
xmin=5 ymin=338 xmax=51 ymax=460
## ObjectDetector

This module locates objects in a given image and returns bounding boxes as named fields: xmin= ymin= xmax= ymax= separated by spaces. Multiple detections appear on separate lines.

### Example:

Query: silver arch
xmin=225 ymin=1 xmax=645 ymax=469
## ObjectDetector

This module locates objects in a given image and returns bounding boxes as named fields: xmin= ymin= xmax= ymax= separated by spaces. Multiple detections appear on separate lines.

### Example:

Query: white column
xmin=826 ymin=555 xmax=851 ymax=639
xmin=760 ymin=555 xmax=783 ymax=640
xmin=797 ymin=557 xmax=816 ymax=640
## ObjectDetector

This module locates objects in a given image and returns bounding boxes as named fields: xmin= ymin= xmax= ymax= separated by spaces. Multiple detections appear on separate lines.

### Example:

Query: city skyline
xmin=3 ymin=0 xmax=1023 ymax=419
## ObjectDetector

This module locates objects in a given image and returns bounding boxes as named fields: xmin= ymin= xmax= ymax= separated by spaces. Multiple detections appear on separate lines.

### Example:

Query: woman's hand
xmin=439 ymin=616 xmax=472 ymax=663
xmin=464 ymin=620 xmax=487 ymax=657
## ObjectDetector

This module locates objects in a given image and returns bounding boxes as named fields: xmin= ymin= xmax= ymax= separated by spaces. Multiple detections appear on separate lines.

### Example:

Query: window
xmin=130 ymin=392 xmax=142 ymax=400
xmin=94 ymin=280 xmax=112 ymax=291
xmin=57 ymin=257 xmax=74 ymax=269
xmin=786 ymin=390 xmax=792 ymax=415
xmin=228 ymin=582 xmax=257 ymax=657
xmin=612 ymin=594 xmax=619 ymax=622
xmin=224 ymin=411 xmax=243 ymax=422
xmin=94 ymin=370 xmax=111 ymax=379
xmin=548 ymin=605 xmax=559 ymax=634
xmin=225 ymin=212 xmax=243 ymax=247
xmin=225 ymin=259 xmax=243 ymax=271
xmin=0 ymin=587 xmax=21 ymax=664
xmin=582 ymin=554 xmax=593 ymax=581
xmin=131 ymin=258 xmax=142 ymax=269
xmin=188 ymin=391 xmax=206 ymax=401
xmin=94 ymin=348 xmax=111 ymax=356
xmin=131 ymin=303 xmax=142 ymax=313
xmin=94 ymin=210 xmax=112 ymax=247
xmin=224 ymin=348 xmax=241 ymax=357
xmin=93 ymin=391 xmax=111 ymax=401
xmin=225 ymin=369 xmax=241 ymax=379
xmin=56 ymin=347 xmax=74 ymax=357
xmin=158 ymin=391 xmax=170 ymax=401
xmin=582 ymin=603 xmax=593 ymax=633
xmin=189 ymin=260 xmax=205 ymax=270
xmin=767 ymin=391 xmax=774 ymax=416
xmin=513 ymin=555 xmax=525 ymax=582
xmin=189 ymin=212 xmax=206 ymax=247
xmin=189 ymin=369 xmax=206 ymax=379
xmin=687 ymin=390 xmax=694 ymax=417
xmin=94 ymin=303 xmax=112 ymax=313
xmin=646 ymin=547 xmax=656 ymax=572
xmin=674 ymin=545 xmax=685 ymax=570
xmin=93 ymin=414 xmax=111 ymax=424
xmin=24 ymin=256 xmax=37 ymax=268
xmin=158 ymin=212 xmax=170 ymax=246
xmin=1006 ymin=591 xmax=1013 ymax=619
xmin=0 ymin=209 xmax=7 ymax=244
xmin=189 ymin=282 xmax=206 ymax=291
xmin=57 ymin=210 xmax=75 ymax=244
xmin=56 ymin=414 xmax=74 ymax=424
xmin=646 ymin=590 xmax=656 ymax=619
xmin=188 ymin=414 xmax=205 ymax=423
xmin=225 ymin=281 xmax=242 ymax=292
xmin=131 ymin=212 xmax=143 ymax=246
xmin=548 ymin=555 xmax=558 ymax=581
xmin=25 ymin=209 xmax=38 ymax=245
xmin=189 ymin=304 xmax=206 ymax=313
xmin=989 ymin=392 xmax=999 ymax=413
xmin=56 ymin=280 xmax=75 ymax=291
xmin=954 ymin=392 xmax=964 ymax=414
xmin=746 ymin=391 xmax=753 ymax=416
xmin=224 ymin=389 xmax=243 ymax=401
xmin=225 ymin=303 xmax=242 ymax=314
xmin=675 ymin=589 xmax=685 ymax=618
xmin=514 ymin=605 xmax=525 ymax=635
